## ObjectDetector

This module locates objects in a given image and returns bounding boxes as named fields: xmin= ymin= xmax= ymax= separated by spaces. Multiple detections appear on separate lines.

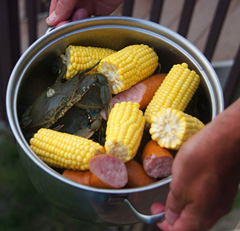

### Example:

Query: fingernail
xmin=46 ymin=11 xmax=57 ymax=25
xmin=165 ymin=209 xmax=179 ymax=225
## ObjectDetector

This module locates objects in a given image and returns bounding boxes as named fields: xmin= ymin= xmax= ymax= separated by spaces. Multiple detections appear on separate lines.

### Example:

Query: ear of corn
xmin=144 ymin=63 xmax=200 ymax=125
xmin=61 ymin=45 xmax=116 ymax=80
xmin=149 ymin=108 xmax=204 ymax=150
xmin=105 ymin=102 xmax=145 ymax=162
xmin=30 ymin=128 xmax=105 ymax=170
xmin=97 ymin=44 xmax=159 ymax=94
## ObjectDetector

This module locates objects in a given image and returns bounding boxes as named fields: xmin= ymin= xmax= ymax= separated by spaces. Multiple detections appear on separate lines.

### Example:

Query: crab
xmin=21 ymin=60 xmax=112 ymax=143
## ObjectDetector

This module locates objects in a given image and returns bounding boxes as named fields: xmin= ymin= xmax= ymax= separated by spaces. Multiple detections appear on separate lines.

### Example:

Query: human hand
xmin=152 ymin=98 xmax=240 ymax=231
xmin=46 ymin=0 xmax=123 ymax=27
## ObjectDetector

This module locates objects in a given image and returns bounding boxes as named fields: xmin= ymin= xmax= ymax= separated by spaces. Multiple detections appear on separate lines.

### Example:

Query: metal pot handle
xmin=108 ymin=197 xmax=165 ymax=224
xmin=45 ymin=27 xmax=55 ymax=34
xmin=45 ymin=20 xmax=72 ymax=34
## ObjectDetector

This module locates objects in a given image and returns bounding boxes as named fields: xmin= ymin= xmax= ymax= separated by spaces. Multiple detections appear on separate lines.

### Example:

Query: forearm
xmin=204 ymin=97 xmax=240 ymax=179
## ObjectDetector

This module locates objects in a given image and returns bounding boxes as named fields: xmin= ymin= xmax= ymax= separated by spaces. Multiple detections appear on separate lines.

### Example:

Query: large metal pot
xmin=6 ymin=16 xmax=224 ymax=225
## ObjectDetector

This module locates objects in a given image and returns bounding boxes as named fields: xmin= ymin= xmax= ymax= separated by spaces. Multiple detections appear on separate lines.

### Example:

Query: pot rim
xmin=6 ymin=16 xmax=224 ymax=194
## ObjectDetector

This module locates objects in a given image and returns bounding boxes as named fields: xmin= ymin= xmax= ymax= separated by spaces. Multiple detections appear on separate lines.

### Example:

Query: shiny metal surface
xmin=108 ymin=197 xmax=166 ymax=224
xmin=6 ymin=16 xmax=224 ymax=225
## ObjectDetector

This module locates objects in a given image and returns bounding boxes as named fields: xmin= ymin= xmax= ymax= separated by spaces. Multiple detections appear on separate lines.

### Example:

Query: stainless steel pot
xmin=6 ymin=16 xmax=224 ymax=225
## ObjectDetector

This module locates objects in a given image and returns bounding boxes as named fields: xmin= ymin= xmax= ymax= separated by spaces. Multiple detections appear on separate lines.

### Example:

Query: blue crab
xmin=21 ymin=60 xmax=112 ymax=143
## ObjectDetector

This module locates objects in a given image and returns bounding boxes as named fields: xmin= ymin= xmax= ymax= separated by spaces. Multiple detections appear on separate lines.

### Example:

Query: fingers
xmin=46 ymin=0 xmax=78 ymax=26
xmin=151 ymin=202 xmax=165 ymax=214
xmin=46 ymin=0 xmax=124 ymax=27
xmin=72 ymin=8 xmax=89 ymax=21
xmin=151 ymin=202 xmax=173 ymax=231
xmin=165 ymin=209 xmax=180 ymax=225
xmin=164 ymin=158 xmax=190 ymax=225
xmin=48 ymin=0 xmax=58 ymax=14
xmin=165 ymin=190 xmax=184 ymax=225
xmin=165 ymin=182 xmax=223 ymax=231
xmin=55 ymin=21 xmax=70 ymax=28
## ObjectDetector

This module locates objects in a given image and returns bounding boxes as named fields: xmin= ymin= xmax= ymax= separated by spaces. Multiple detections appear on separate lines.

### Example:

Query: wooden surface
xmin=19 ymin=0 xmax=240 ymax=62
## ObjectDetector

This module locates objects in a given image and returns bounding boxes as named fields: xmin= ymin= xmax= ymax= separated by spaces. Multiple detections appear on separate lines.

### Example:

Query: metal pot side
xmin=6 ymin=16 xmax=224 ymax=225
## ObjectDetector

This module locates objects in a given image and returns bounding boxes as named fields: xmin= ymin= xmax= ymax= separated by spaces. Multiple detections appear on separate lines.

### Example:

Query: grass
xmin=0 ymin=133 xmax=67 ymax=231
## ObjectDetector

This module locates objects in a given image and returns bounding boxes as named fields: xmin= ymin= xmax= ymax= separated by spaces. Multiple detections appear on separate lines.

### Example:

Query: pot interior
xmin=17 ymin=26 xmax=213 ymax=127
xmin=12 ymin=17 xmax=222 ymax=192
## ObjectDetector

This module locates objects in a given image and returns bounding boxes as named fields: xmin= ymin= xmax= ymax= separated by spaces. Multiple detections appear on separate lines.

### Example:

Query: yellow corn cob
xmin=105 ymin=102 xmax=145 ymax=162
xmin=61 ymin=45 xmax=116 ymax=80
xmin=144 ymin=63 xmax=200 ymax=125
xmin=30 ymin=128 xmax=105 ymax=170
xmin=97 ymin=44 xmax=159 ymax=94
xmin=150 ymin=108 xmax=204 ymax=150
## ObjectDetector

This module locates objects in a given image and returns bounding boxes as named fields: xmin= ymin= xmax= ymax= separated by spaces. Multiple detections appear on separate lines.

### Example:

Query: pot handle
xmin=45 ymin=20 xmax=72 ymax=34
xmin=108 ymin=197 xmax=165 ymax=224
xmin=45 ymin=27 xmax=55 ymax=34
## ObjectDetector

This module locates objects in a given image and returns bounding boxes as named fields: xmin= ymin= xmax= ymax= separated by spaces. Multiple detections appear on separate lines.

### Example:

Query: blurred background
xmin=0 ymin=0 xmax=240 ymax=230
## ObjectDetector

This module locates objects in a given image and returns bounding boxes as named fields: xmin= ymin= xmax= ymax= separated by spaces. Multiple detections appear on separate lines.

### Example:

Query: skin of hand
xmin=46 ymin=0 xmax=124 ymax=27
xmin=152 ymin=98 xmax=240 ymax=231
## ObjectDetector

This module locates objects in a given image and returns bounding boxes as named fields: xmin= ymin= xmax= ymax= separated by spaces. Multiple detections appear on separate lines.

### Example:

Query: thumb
xmin=165 ymin=190 xmax=185 ymax=225
xmin=46 ymin=0 xmax=78 ymax=26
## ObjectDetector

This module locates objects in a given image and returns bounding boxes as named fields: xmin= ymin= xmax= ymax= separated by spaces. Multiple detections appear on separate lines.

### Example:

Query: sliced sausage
xmin=142 ymin=140 xmax=173 ymax=179
xmin=89 ymin=154 xmax=128 ymax=189
xmin=112 ymin=73 xmax=166 ymax=110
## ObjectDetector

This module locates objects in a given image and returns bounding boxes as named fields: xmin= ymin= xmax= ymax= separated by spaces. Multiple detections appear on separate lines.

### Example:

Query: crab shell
xmin=21 ymin=66 xmax=112 ymax=141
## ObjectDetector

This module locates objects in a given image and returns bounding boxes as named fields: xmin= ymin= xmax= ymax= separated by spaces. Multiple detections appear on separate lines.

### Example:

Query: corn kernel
xmin=105 ymin=102 xmax=145 ymax=162
xmin=61 ymin=45 xmax=116 ymax=80
xmin=30 ymin=128 xmax=105 ymax=170
xmin=98 ymin=44 xmax=159 ymax=94
xmin=150 ymin=108 xmax=204 ymax=150
xmin=144 ymin=62 xmax=200 ymax=126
